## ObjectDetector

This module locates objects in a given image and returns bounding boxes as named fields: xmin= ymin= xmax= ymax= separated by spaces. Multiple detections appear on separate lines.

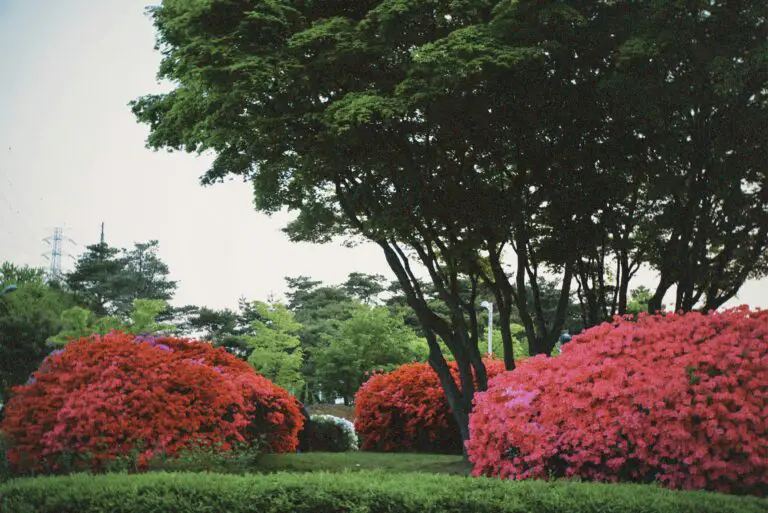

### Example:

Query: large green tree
xmin=284 ymin=275 xmax=364 ymax=403
xmin=244 ymin=301 xmax=304 ymax=394
xmin=65 ymin=242 xmax=125 ymax=316
xmin=0 ymin=263 xmax=73 ymax=403
xmin=67 ymin=240 xmax=177 ymax=317
xmin=133 ymin=0 xmax=768 ymax=445
xmin=314 ymin=306 xmax=427 ymax=404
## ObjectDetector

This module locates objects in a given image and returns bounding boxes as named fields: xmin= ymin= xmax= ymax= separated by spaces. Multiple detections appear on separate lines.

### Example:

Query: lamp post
xmin=480 ymin=301 xmax=493 ymax=355
xmin=0 ymin=284 xmax=18 ymax=298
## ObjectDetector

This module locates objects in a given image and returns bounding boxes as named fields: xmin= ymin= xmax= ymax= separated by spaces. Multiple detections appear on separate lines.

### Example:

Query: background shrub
xmin=0 ymin=430 xmax=12 ymax=483
xmin=0 ymin=332 xmax=303 ymax=474
xmin=307 ymin=414 xmax=358 ymax=452
xmin=1 ymin=471 xmax=764 ymax=513
xmin=355 ymin=359 xmax=505 ymax=453
xmin=468 ymin=307 xmax=768 ymax=496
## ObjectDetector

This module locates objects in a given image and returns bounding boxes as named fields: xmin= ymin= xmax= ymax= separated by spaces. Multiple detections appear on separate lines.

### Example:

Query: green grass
xmin=255 ymin=452 xmax=469 ymax=475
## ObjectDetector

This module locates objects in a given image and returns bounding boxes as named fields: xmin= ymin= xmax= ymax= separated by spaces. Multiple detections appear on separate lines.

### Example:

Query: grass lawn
xmin=255 ymin=452 xmax=470 ymax=475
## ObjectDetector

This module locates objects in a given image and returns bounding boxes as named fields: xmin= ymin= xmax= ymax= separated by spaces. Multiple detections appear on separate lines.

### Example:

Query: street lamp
xmin=0 ymin=284 xmax=18 ymax=297
xmin=480 ymin=301 xmax=493 ymax=355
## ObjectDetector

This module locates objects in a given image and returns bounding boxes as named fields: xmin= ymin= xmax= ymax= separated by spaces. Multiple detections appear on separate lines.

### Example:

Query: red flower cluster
xmin=354 ymin=359 xmax=505 ymax=453
xmin=0 ymin=332 xmax=303 ymax=472
xmin=467 ymin=307 xmax=768 ymax=496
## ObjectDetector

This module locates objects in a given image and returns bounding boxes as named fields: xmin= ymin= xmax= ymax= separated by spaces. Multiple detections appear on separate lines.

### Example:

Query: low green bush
xmin=0 ymin=431 xmax=12 ymax=483
xmin=1 ymin=471 xmax=765 ymax=513
xmin=0 ymin=440 xmax=262 ymax=481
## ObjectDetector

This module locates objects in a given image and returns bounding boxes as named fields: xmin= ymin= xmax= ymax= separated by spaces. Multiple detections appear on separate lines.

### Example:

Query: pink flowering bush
xmin=467 ymin=307 xmax=768 ymax=496
xmin=1 ymin=332 xmax=304 ymax=473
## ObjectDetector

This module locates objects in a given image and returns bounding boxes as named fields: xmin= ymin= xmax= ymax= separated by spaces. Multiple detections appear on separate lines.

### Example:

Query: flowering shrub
xmin=355 ymin=359 xmax=505 ymax=453
xmin=308 ymin=414 xmax=358 ymax=452
xmin=467 ymin=307 xmax=768 ymax=496
xmin=0 ymin=332 xmax=304 ymax=473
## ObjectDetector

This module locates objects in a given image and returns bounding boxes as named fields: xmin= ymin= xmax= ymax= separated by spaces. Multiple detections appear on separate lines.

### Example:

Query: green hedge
xmin=1 ymin=471 xmax=765 ymax=513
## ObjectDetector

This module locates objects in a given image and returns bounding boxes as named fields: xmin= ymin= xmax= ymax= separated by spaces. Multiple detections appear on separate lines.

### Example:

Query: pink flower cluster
xmin=467 ymin=307 xmax=768 ymax=496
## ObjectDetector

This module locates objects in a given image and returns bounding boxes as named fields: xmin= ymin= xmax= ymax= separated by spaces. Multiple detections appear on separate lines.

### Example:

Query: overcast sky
xmin=1 ymin=1 xmax=765 ymax=311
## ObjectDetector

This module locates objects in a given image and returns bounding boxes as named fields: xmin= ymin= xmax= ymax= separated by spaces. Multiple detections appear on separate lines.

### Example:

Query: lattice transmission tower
xmin=42 ymin=227 xmax=76 ymax=282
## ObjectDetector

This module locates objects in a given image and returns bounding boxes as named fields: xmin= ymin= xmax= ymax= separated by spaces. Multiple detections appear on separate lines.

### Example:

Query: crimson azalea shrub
xmin=467 ymin=307 xmax=768 ymax=496
xmin=354 ymin=359 xmax=505 ymax=454
xmin=0 ymin=332 xmax=304 ymax=473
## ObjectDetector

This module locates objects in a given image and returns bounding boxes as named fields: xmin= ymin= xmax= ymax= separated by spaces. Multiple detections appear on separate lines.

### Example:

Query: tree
xmin=602 ymin=2 xmax=768 ymax=313
xmin=47 ymin=299 xmax=176 ymax=348
xmin=342 ymin=272 xmax=387 ymax=305
xmin=133 ymin=0 xmax=768 ymax=448
xmin=314 ymin=306 xmax=427 ymax=404
xmin=284 ymin=275 xmax=364 ymax=403
xmin=66 ymin=239 xmax=177 ymax=317
xmin=131 ymin=0 xmax=595 ymax=445
xmin=624 ymin=286 xmax=666 ymax=316
xmin=244 ymin=301 xmax=304 ymax=394
xmin=0 ymin=263 xmax=73 ymax=403
xmin=65 ymin=242 xmax=124 ymax=316
xmin=116 ymin=241 xmax=177 ymax=315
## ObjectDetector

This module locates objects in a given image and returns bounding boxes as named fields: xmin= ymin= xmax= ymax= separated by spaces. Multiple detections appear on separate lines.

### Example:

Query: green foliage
xmin=46 ymin=307 xmax=94 ymax=348
xmin=66 ymin=240 xmax=176 ymax=317
xmin=306 ymin=415 xmax=358 ymax=452
xmin=284 ymin=275 xmax=366 ymax=403
xmin=142 ymin=443 xmax=262 ymax=475
xmin=257 ymin=452 xmax=466 ymax=475
xmin=1 ymin=471 xmax=764 ymax=513
xmin=65 ymin=242 xmax=125 ymax=316
xmin=0 ymin=431 xmax=12 ymax=483
xmin=342 ymin=272 xmax=387 ymax=305
xmin=124 ymin=299 xmax=176 ymax=335
xmin=245 ymin=301 xmax=304 ymax=394
xmin=314 ymin=307 xmax=428 ymax=403
xmin=0 ymin=263 xmax=73 ymax=403
xmin=626 ymin=286 xmax=655 ymax=315
xmin=487 ymin=324 xmax=528 ymax=360
xmin=47 ymin=300 xmax=175 ymax=348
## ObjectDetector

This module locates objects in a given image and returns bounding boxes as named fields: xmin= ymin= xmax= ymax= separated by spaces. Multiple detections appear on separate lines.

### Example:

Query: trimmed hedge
xmin=1 ymin=471 xmax=765 ymax=513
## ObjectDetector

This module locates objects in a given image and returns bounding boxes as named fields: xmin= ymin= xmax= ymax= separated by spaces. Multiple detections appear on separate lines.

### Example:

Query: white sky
xmin=0 ymin=1 xmax=765 ymax=311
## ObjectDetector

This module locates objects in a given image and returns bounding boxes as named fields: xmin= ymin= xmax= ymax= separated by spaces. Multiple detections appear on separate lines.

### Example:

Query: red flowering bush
xmin=467 ymin=307 xmax=768 ymax=496
xmin=354 ymin=359 xmax=505 ymax=453
xmin=0 ymin=332 xmax=303 ymax=473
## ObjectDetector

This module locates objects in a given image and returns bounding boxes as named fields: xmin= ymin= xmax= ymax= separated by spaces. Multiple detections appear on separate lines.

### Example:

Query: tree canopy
xmin=66 ymin=240 xmax=176 ymax=317
xmin=0 ymin=263 xmax=73 ymax=403
xmin=133 ymin=0 xmax=768 ymax=444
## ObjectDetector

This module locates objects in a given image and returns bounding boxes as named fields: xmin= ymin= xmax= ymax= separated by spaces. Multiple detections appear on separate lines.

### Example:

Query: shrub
xmin=355 ymin=359 xmax=505 ymax=453
xmin=141 ymin=442 xmax=262 ymax=474
xmin=468 ymin=307 xmax=768 ymax=496
xmin=307 ymin=414 xmax=358 ymax=452
xmin=0 ymin=471 xmax=764 ymax=513
xmin=0 ymin=430 xmax=12 ymax=483
xmin=0 ymin=332 xmax=303 ymax=474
